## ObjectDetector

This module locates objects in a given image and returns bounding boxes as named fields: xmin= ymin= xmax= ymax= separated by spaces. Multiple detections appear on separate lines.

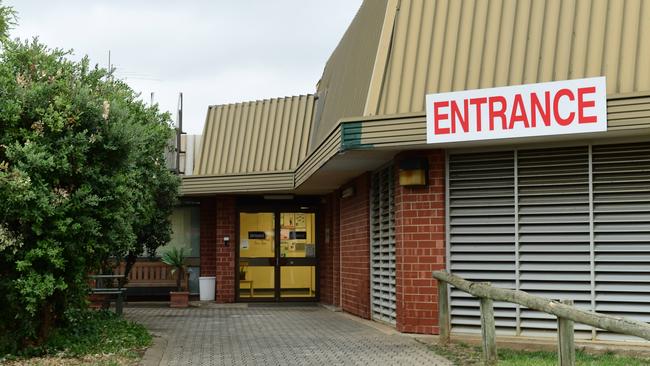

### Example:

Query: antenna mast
xmin=176 ymin=92 xmax=183 ymax=174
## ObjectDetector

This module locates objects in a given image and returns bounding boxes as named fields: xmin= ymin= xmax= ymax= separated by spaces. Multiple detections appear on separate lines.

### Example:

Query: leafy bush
xmin=2 ymin=309 xmax=151 ymax=360
xmin=0 ymin=3 xmax=179 ymax=352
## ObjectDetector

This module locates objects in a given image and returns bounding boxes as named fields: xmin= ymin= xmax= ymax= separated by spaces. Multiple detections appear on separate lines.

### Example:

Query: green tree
xmin=0 ymin=4 xmax=179 ymax=352
xmin=0 ymin=2 xmax=15 ymax=43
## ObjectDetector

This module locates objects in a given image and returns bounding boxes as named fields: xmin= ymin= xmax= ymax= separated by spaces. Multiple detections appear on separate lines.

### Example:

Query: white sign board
xmin=425 ymin=77 xmax=607 ymax=144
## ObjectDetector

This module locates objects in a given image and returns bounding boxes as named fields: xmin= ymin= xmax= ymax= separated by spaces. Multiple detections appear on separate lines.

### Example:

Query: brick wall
xmin=216 ymin=196 xmax=236 ymax=303
xmin=199 ymin=197 xmax=217 ymax=277
xmin=340 ymin=174 xmax=371 ymax=319
xmin=319 ymin=192 xmax=341 ymax=307
xmin=394 ymin=150 xmax=446 ymax=334
xmin=332 ymin=192 xmax=341 ymax=307
xmin=319 ymin=195 xmax=333 ymax=305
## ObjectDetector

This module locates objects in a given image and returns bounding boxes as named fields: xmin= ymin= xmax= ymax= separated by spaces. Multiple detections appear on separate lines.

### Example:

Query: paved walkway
xmin=125 ymin=304 xmax=451 ymax=366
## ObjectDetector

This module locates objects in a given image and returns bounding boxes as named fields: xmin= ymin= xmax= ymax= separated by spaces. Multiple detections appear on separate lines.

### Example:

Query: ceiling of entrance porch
xmin=294 ymin=149 xmax=396 ymax=194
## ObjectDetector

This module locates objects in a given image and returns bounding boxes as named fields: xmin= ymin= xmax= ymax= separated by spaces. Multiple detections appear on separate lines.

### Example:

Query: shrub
xmin=0 ymin=3 xmax=179 ymax=352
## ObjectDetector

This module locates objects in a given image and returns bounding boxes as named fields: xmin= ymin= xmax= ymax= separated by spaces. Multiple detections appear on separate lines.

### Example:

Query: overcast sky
xmin=6 ymin=1 xmax=363 ymax=134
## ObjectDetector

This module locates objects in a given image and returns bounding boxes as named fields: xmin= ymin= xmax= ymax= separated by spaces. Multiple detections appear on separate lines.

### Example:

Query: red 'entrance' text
xmin=432 ymin=87 xmax=598 ymax=135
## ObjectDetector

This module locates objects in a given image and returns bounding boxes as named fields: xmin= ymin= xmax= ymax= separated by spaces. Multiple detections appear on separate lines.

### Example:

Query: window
xmin=156 ymin=206 xmax=200 ymax=257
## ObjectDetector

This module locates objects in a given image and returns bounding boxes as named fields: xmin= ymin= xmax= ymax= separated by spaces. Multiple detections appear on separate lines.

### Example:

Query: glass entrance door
xmin=279 ymin=212 xmax=316 ymax=299
xmin=238 ymin=211 xmax=317 ymax=301
xmin=238 ymin=212 xmax=276 ymax=299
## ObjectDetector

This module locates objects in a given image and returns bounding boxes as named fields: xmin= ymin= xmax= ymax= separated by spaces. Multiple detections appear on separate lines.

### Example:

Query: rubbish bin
xmin=199 ymin=276 xmax=216 ymax=301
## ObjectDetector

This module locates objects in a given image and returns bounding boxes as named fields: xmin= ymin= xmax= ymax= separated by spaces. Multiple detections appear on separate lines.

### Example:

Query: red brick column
xmin=319 ymin=192 xmax=342 ymax=306
xmin=332 ymin=191 xmax=341 ymax=308
xmin=319 ymin=195 xmax=334 ymax=305
xmin=199 ymin=197 xmax=217 ymax=277
xmin=394 ymin=150 xmax=446 ymax=334
xmin=340 ymin=173 xmax=371 ymax=319
xmin=216 ymin=196 xmax=236 ymax=303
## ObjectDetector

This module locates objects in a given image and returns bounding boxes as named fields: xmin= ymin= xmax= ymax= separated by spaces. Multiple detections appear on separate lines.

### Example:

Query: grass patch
xmin=430 ymin=342 xmax=650 ymax=366
xmin=1 ymin=309 xmax=152 ymax=365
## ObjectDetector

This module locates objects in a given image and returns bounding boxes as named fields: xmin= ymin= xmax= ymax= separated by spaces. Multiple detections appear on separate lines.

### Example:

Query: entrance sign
xmin=425 ymin=77 xmax=607 ymax=144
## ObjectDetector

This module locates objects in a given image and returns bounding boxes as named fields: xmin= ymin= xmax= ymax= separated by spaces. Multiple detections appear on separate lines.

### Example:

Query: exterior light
xmin=340 ymin=186 xmax=355 ymax=199
xmin=398 ymin=157 xmax=428 ymax=187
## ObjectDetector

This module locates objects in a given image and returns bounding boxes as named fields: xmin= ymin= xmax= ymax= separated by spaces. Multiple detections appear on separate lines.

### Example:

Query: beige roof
xmin=181 ymin=171 xmax=294 ymax=196
xmin=183 ymin=0 xmax=650 ymax=195
xmin=310 ymin=0 xmax=650 ymax=149
xmin=309 ymin=0 xmax=387 ymax=150
xmin=194 ymin=95 xmax=315 ymax=175
xmin=182 ymin=92 xmax=650 ymax=195
xmin=366 ymin=0 xmax=650 ymax=116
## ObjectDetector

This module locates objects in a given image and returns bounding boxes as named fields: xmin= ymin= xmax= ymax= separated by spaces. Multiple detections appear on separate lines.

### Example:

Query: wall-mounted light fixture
xmin=398 ymin=157 xmax=428 ymax=187
xmin=340 ymin=186 xmax=355 ymax=199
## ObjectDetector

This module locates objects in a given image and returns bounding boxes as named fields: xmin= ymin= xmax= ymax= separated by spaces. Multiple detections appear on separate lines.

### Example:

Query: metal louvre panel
xmin=449 ymin=151 xmax=517 ymax=335
xmin=517 ymin=147 xmax=593 ymax=339
xmin=592 ymin=142 xmax=650 ymax=341
xmin=449 ymin=141 xmax=650 ymax=341
xmin=370 ymin=165 xmax=396 ymax=324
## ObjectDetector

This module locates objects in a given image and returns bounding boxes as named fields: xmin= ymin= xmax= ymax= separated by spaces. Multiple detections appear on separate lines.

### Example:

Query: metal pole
xmin=176 ymin=92 xmax=183 ymax=174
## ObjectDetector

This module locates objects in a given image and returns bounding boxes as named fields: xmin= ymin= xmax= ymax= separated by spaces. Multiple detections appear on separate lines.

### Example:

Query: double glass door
xmin=238 ymin=211 xmax=317 ymax=301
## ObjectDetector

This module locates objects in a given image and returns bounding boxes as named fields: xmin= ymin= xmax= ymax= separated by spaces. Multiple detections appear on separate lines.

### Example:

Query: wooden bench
xmin=89 ymin=275 xmax=126 ymax=315
xmin=114 ymin=261 xmax=189 ymax=290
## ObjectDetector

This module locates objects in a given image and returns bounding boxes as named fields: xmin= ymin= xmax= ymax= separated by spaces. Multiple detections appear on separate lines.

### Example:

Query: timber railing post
xmin=437 ymin=279 xmax=450 ymax=345
xmin=479 ymin=283 xmax=498 ymax=365
xmin=558 ymin=299 xmax=576 ymax=366
xmin=432 ymin=270 xmax=650 ymax=364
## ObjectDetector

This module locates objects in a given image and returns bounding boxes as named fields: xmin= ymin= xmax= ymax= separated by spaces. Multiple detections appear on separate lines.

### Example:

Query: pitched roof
xmin=185 ymin=0 xmax=650 ymax=195
xmin=194 ymin=95 xmax=315 ymax=175
xmin=309 ymin=0 xmax=388 ymax=151
xmin=367 ymin=0 xmax=650 ymax=116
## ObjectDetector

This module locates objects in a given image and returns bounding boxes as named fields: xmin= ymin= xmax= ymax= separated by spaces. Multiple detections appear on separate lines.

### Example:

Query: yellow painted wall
xmin=280 ymin=212 xmax=315 ymax=258
xmin=281 ymin=266 xmax=314 ymax=290
xmin=239 ymin=212 xmax=275 ymax=258
xmin=245 ymin=266 xmax=274 ymax=289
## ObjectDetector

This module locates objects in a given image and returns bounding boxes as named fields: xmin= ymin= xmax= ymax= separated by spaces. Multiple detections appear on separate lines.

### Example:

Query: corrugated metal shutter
xmin=517 ymin=147 xmax=593 ymax=339
xmin=592 ymin=142 xmax=650 ymax=341
xmin=370 ymin=165 xmax=396 ymax=324
xmin=448 ymin=151 xmax=517 ymax=335
xmin=448 ymin=141 xmax=650 ymax=341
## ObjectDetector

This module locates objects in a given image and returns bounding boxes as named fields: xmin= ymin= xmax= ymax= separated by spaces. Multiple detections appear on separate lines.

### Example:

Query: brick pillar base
xmin=200 ymin=197 xmax=216 ymax=277
xmin=216 ymin=196 xmax=236 ymax=303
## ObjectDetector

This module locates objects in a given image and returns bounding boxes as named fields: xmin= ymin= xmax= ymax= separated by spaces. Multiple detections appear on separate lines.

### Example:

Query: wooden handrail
xmin=433 ymin=270 xmax=650 ymax=366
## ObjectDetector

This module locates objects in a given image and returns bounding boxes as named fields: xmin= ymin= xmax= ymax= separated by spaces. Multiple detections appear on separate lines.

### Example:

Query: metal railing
xmin=433 ymin=270 xmax=650 ymax=366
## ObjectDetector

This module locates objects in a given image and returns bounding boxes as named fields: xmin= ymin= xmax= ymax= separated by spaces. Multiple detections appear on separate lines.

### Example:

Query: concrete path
xmin=125 ymin=304 xmax=451 ymax=366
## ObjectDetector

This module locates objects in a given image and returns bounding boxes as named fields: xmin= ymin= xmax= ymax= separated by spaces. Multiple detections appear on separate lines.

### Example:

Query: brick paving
xmin=125 ymin=304 xmax=451 ymax=366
